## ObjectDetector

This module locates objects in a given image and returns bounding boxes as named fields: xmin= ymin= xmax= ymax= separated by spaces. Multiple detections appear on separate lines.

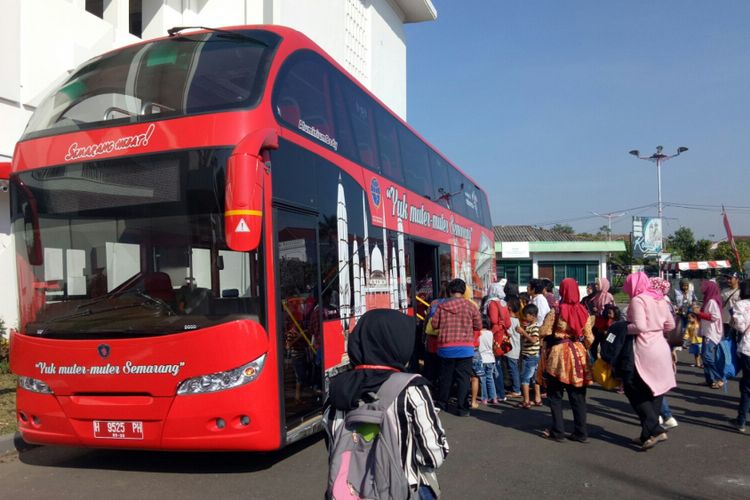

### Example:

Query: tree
xmin=597 ymin=225 xmax=612 ymax=239
xmin=665 ymin=226 xmax=711 ymax=261
xmin=713 ymin=241 xmax=750 ymax=271
xmin=550 ymin=224 xmax=574 ymax=235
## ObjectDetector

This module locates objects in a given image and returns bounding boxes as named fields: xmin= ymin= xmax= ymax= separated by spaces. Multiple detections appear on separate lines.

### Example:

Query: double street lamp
xmin=628 ymin=145 xmax=689 ymax=220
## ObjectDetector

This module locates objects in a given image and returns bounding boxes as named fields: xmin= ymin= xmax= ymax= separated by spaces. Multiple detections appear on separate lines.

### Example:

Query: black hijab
xmin=329 ymin=309 xmax=423 ymax=411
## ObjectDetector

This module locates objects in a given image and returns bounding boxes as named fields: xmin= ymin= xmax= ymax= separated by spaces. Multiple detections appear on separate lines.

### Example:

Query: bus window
xmin=461 ymin=181 xmax=483 ymax=224
xmin=398 ymin=125 xmax=432 ymax=199
xmin=341 ymin=79 xmax=379 ymax=171
xmin=330 ymin=77 xmax=357 ymax=161
xmin=429 ymin=153 xmax=451 ymax=206
xmin=374 ymin=108 xmax=403 ymax=183
xmin=274 ymin=54 xmax=337 ymax=152
xmin=447 ymin=167 xmax=466 ymax=217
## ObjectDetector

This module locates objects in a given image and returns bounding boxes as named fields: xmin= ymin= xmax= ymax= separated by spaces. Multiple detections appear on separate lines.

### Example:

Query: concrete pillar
xmin=142 ymin=0 xmax=184 ymax=40
xmin=104 ymin=0 xmax=130 ymax=33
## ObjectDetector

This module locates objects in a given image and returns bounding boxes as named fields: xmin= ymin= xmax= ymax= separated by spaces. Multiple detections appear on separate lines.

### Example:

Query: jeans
xmin=505 ymin=357 xmax=521 ymax=393
xmin=492 ymin=358 xmax=507 ymax=399
xmin=738 ymin=353 xmax=750 ymax=426
xmin=520 ymin=355 xmax=539 ymax=385
xmin=660 ymin=397 xmax=672 ymax=419
xmin=505 ymin=357 xmax=521 ymax=394
xmin=481 ymin=362 xmax=498 ymax=400
xmin=437 ymin=356 xmax=473 ymax=412
xmin=702 ymin=339 xmax=722 ymax=384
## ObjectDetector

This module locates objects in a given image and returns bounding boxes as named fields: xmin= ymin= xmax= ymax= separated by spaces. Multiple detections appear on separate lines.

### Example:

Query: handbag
xmin=592 ymin=358 xmax=620 ymax=390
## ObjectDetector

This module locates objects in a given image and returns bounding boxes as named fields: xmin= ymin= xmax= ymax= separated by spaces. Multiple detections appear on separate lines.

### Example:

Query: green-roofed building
xmin=494 ymin=225 xmax=626 ymax=292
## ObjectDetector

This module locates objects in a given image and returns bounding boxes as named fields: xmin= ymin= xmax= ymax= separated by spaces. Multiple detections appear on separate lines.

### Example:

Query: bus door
xmin=412 ymin=241 xmax=438 ymax=369
xmin=274 ymin=207 xmax=323 ymax=429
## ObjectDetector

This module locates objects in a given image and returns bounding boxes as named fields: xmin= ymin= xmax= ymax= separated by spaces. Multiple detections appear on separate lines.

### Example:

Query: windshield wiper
xmin=167 ymin=26 xmax=268 ymax=46
xmin=46 ymin=302 xmax=155 ymax=323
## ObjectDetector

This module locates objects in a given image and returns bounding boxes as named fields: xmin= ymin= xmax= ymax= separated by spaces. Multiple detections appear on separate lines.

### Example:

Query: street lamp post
xmin=629 ymin=145 xmax=688 ymax=220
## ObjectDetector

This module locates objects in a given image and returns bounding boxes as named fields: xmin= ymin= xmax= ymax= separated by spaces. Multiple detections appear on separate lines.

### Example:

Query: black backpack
xmin=599 ymin=320 xmax=635 ymax=384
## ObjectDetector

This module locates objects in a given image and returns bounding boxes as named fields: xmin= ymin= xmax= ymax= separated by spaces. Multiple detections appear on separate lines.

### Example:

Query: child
xmin=683 ymin=311 xmax=703 ymax=368
xmin=591 ymin=303 xmax=621 ymax=359
xmin=516 ymin=303 xmax=542 ymax=408
xmin=503 ymin=296 xmax=523 ymax=398
xmin=478 ymin=316 xmax=501 ymax=404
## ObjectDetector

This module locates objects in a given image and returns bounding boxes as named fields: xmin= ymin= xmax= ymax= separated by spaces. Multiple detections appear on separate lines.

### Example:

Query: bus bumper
xmin=16 ymin=382 xmax=281 ymax=451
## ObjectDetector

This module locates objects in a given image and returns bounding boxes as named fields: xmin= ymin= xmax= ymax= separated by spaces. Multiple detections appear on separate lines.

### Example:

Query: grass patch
xmin=0 ymin=374 xmax=17 ymax=435
xmin=613 ymin=291 xmax=629 ymax=305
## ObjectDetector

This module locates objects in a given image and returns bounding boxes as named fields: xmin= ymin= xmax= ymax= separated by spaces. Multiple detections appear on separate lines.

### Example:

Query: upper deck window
xmin=23 ymin=29 xmax=280 ymax=140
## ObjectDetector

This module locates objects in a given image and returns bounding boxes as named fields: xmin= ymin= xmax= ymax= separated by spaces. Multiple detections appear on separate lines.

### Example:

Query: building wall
xmin=498 ymin=251 xmax=610 ymax=297
xmin=0 ymin=0 xmax=429 ymax=330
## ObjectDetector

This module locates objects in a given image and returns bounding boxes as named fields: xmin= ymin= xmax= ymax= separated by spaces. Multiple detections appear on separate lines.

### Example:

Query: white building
xmin=0 ymin=0 xmax=436 ymax=330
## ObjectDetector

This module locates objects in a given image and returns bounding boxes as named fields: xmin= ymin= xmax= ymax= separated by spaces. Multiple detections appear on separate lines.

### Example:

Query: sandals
xmin=541 ymin=428 xmax=565 ymax=442
xmin=533 ymin=400 xmax=544 ymax=407
xmin=516 ymin=401 xmax=531 ymax=409
xmin=711 ymin=381 xmax=725 ymax=389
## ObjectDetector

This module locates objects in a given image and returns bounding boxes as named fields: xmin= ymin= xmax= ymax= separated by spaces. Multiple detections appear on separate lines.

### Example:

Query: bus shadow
xmin=17 ymin=432 xmax=325 ymax=473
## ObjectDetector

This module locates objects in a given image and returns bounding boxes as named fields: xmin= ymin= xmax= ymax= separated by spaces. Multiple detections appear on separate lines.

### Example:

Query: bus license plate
xmin=93 ymin=420 xmax=144 ymax=440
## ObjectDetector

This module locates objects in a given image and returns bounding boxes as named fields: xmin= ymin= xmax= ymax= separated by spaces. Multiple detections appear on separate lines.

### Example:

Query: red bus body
xmin=9 ymin=26 xmax=494 ymax=451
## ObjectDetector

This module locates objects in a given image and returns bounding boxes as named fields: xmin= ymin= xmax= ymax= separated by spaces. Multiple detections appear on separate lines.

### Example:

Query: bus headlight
xmin=18 ymin=376 xmax=54 ymax=394
xmin=176 ymin=354 xmax=266 ymax=395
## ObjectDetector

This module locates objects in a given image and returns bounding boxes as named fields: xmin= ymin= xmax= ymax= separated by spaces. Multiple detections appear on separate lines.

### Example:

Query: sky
xmin=404 ymin=0 xmax=750 ymax=240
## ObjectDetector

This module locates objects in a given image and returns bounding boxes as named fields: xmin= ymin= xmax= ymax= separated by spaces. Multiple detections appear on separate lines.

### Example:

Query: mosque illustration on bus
xmin=334 ymin=173 xmax=494 ymax=352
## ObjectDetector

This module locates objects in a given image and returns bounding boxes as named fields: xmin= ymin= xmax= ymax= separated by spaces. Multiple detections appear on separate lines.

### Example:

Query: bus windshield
xmin=23 ymin=29 xmax=280 ymax=140
xmin=10 ymin=149 xmax=263 ymax=339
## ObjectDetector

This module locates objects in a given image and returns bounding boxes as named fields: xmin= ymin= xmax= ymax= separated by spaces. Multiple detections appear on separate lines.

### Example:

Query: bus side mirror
xmin=24 ymin=202 xmax=43 ymax=265
xmin=225 ymin=153 xmax=264 ymax=251
xmin=225 ymin=128 xmax=278 ymax=252
xmin=11 ymin=174 xmax=44 ymax=266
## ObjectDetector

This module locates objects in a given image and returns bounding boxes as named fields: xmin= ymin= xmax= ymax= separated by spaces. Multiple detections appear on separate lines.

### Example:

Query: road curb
xmin=0 ymin=432 xmax=16 ymax=454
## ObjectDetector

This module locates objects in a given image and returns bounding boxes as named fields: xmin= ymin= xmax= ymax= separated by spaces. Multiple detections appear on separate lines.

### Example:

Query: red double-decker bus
xmin=8 ymin=25 xmax=494 ymax=451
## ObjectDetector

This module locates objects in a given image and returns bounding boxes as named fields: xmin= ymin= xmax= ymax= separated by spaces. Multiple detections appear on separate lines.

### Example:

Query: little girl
xmin=478 ymin=316 xmax=500 ymax=404
xmin=683 ymin=311 xmax=703 ymax=368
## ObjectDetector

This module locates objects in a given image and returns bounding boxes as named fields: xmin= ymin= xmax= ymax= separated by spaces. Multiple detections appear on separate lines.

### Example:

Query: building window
xmin=85 ymin=0 xmax=104 ymax=18
xmin=541 ymin=261 xmax=599 ymax=286
xmin=130 ymin=0 xmax=142 ymax=37
xmin=497 ymin=259 xmax=532 ymax=287
xmin=344 ymin=0 xmax=369 ymax=85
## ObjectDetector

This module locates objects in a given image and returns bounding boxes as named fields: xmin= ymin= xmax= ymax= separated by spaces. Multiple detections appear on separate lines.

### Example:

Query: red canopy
xmin=660 ymin=260 xmax=731 ymax=271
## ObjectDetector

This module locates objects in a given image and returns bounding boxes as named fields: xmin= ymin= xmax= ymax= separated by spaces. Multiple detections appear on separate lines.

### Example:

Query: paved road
xmin=0 ymin=350 xmax=748 ymax=500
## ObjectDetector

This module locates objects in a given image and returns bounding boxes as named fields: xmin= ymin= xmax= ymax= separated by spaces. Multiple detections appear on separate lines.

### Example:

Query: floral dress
xmin=538 ymin=310 xmax=594 ymax=387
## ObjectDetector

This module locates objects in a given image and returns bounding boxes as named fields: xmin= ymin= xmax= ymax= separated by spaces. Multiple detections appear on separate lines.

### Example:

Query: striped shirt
xmin=521 ymin=324 xmax=541 ymax=357
xmin=324 ymin=384 xmax=449 ymax=490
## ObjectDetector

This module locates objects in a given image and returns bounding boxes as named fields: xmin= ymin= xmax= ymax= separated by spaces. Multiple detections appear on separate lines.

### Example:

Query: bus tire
xmin=13 ymin=432 xmax=39 ymax=452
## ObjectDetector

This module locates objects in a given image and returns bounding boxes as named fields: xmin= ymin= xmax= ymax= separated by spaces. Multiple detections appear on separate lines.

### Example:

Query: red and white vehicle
xmin=8 ymin=25 xmax=494 ymax=451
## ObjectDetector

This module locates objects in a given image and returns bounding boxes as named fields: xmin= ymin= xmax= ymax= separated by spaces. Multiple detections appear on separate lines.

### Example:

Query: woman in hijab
xmin=580 ymin=282 xmax=598 ymax=315
xmin=539 ymin=278 xmax=594 ymax=442
xmin=590 ymin=277 xmax=616 ymax=357
xmin=484 ymin=280 xmax=512 ymax=402
xmin=623 ymin=272 xmax=676 ymax=449
xmin=325 ymin=309 xmax=449 ymax=497
xmin=693 ymin=280 xmax=725 ymax=388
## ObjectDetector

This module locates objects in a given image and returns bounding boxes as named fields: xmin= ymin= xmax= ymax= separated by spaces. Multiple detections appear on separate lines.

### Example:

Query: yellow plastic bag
xmin=592 ymin=358 xmax=620 ymax=390
xmin=425 ymin=318 xmax=439 ymax=336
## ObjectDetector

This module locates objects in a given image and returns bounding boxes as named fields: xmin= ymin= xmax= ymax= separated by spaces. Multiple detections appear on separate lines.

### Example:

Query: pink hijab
xmin=700 ymin=280 xmax=722 ymax=313
xmin=592 ymin=277 xmax=614 ymax=314
xmin=623 ymin=272 xmax=663 ymax=301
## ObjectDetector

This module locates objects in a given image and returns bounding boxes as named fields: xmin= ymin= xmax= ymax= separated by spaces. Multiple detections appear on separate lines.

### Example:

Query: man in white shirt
xmin=528 ymin=279 xmax=551 ymax=327
xmin=723 ymin=272 xmax=741 ymax=340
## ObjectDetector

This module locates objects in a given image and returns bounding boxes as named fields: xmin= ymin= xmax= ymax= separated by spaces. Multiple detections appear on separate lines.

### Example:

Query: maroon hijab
xmin=700 ymin=280 xmax=721 ymax=313
xmin=558 ymin=278 xmax=590 ymax=336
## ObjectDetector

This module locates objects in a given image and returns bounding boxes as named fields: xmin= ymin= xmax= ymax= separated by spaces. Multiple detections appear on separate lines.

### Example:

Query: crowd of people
xmin=323 ymin=272 xmax=750 ymax=499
